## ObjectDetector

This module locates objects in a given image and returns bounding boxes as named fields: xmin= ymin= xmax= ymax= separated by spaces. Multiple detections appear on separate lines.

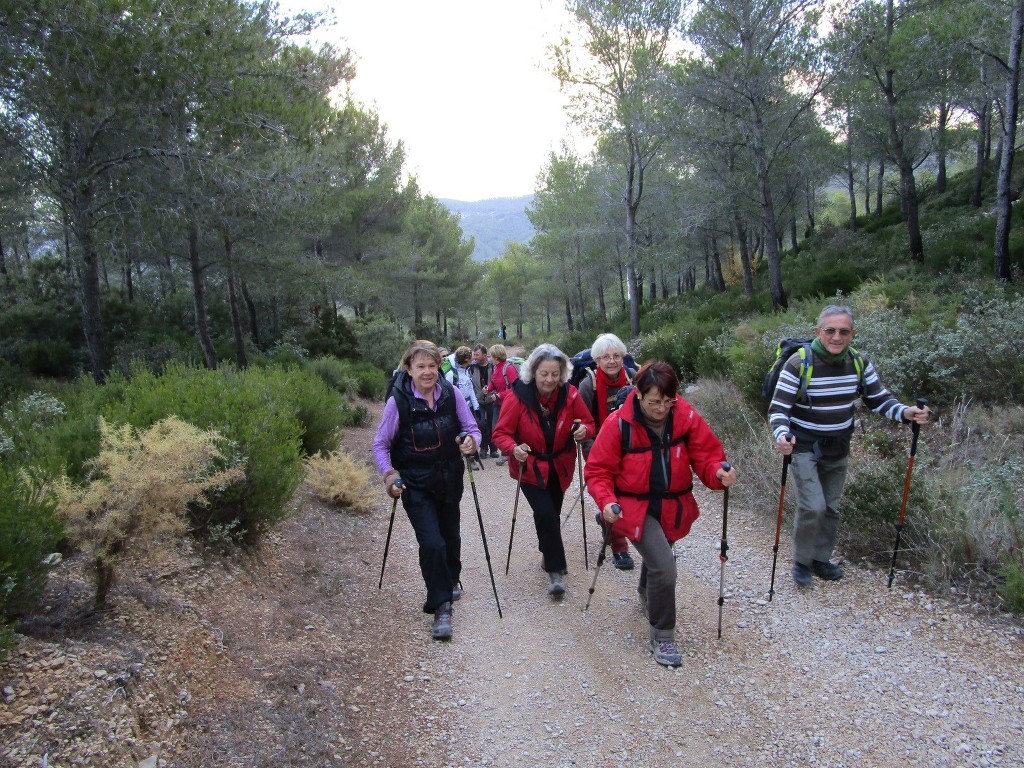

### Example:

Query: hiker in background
xmin=768 ymin=304 xmax=929 ymax=588
xmin=445 ymin=346 xmax=480 ymax=415
xmin=585 ymin=361 xmax=736 ymax=667
xmin=484 ymin=343 xmax=519 ymax=466
xmin=576 ymin=332 xmax=637 ymax=571
xmin=470 ymin=344 xmax=497 ymax=459
xmin=492 ymin=344 xmax=595 ymax=597
xmin=373 ymin=340 xmax=481 ymax=641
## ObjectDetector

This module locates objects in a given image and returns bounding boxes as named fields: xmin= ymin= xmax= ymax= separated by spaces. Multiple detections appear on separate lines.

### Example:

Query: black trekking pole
xmin=378 ymin=478 xmax=403 ymax=590
xmin=459 ymin=434 xmax=503 ymax=618
xmin=573 ymin=419 xmax=589 ymax=570
xmin=887 ymin=398 xmax=928 ymax=590
xmin=561 ymin=480 xmax=586 ymax=529
xmin=504 ymin=445 xmax=528 ymax=575
xmin=767 ymin=437 xmax=793 ymax=602
xmin=584 ymin=503 xmax=621 ymax=612
xmin=717 ymin=461 xmax=731 ymax=640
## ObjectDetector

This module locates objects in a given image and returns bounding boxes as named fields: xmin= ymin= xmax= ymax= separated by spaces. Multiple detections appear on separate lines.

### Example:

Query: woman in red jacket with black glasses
xmin=492 ymin=343 xmax=595 ymax=598
xmin=584 ymin=361 xmax=736 ymax=667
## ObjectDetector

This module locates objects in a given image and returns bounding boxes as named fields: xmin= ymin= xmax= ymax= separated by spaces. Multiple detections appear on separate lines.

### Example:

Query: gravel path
xmin=350 ymin=402 xmax=1024 ymax=768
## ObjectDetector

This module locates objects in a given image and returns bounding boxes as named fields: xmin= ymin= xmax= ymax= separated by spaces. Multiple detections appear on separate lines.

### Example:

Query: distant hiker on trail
xmin=576 ymin=332 xmax=638 ymax=572
xmin=483 ymin=343 xmax=519 ymax=466
xmin=492 ymin=343 xmax=595 ymax=598
xmin=768 ymin=304 xmax=929 ymax=589
xmin=372 ymin=340 xmax=481 ymax=641
xmin=445 ymin=346 xmax=480 ymax=414
xmin=469 ymin=344 xmax=496 ymax=459
xmin=585 ymin=361 xmax=736 ymax=667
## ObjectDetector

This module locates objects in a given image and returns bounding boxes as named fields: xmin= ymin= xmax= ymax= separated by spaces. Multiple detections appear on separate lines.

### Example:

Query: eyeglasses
xmin=640 ymin=397 xmax=674 ymax=410
xmin=596 ymin=353 xmax=623 ymax=363
xmin=821 ymin=327 xmax=853 ymax=338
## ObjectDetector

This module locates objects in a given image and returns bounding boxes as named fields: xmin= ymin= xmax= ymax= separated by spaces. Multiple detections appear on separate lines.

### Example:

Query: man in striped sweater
xmin=768 ymin=305 xmax=929 ymax=588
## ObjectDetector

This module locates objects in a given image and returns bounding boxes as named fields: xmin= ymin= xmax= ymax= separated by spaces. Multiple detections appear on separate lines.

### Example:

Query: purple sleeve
xmin=454 ymin=391 xmax=482 ymax=444
xmin=373 ymin=397 xmax=400 ymax=476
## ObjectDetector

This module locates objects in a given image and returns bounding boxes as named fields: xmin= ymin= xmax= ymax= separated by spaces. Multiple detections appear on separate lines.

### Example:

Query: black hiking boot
xmin=812 ymin=559 xmax=844 ymax=581
xmin=431 ymin=602 xmax=452 ymax=640
xmin=792 ymin=561 xmax=813 ymax=588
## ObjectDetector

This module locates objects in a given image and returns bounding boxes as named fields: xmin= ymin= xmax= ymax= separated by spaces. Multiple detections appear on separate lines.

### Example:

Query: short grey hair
xmin=520 ymin=343 xmax=570 ymax=385
xmin=817 ymin=305 xmax=854 ymax=328
xmin=590 ymin=332 xmax=627 ymax=360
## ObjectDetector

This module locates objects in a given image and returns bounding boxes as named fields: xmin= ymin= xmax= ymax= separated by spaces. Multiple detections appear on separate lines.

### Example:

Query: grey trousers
xmin=790 ymin=450 xmax=850 ymax=566
xmin=633 ymin=514 xmax=677 ymax=644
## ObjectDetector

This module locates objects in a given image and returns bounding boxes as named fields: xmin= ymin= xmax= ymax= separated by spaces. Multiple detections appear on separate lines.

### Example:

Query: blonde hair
xmin=488 ymin=343 xmax=508 ymax=362
xmin=401 ymin=340 xmax=442 ymax=369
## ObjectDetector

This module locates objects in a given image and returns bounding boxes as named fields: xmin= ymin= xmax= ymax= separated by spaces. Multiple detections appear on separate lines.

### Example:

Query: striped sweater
xmin=768 ymin=350 xmax=907 ymax=444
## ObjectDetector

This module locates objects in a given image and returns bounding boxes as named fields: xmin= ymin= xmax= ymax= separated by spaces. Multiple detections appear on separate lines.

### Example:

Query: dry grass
xmin=303 ymin=449 xmax=375 ymax=512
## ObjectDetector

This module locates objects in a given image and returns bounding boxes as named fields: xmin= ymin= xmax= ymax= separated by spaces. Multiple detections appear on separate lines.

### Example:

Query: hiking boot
xmin=812 ymin=559 xmax=844 ymax=581
xmin=431 ymin=602 xmax=452 ymax=640
xmin=451 ymin=582 xmax=462 ymax=601
xmin=650 ymin=639 xmax=682 ymax=667
xmin=489 ymin=447 xmax=500 ymax=458
xmin=792 ymin=561 xmax=813 ymax=588
xmin=547 ymin=571 xmax=565 ymax=597
xmin=495 ymin=454 xmax=507 ymax=466
xmin=612 ymin=551 xmax=635 ymax=570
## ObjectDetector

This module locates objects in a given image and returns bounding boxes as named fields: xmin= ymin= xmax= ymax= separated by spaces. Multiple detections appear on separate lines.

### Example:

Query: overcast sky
xmin=279 ymin=0 xmax=587 ymax=201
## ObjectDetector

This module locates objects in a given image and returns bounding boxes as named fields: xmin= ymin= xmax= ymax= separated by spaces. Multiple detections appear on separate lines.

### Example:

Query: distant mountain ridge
xmin=441 ymin=196 xmax=534 ymax=262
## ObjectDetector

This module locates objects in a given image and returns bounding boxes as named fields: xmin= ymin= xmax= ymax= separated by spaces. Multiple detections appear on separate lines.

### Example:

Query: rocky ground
xmin=1 ymin=398 xmax=1022 ymax=767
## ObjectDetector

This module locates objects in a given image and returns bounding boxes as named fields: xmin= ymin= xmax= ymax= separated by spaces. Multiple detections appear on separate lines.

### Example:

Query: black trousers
xmin=521 ymin=472 xmax=567 ymax=574
xmin=402 ymin=482 xmax=462 ymax=613
xmin=475 ymin=405 xmax=492 ymax=452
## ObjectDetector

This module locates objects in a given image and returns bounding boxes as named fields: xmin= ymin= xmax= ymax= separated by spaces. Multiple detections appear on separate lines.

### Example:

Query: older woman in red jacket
xmin=584 ymin=361 xmax=736 ymax=667
xmin=492 ymin=343 xmax=595 ymax=597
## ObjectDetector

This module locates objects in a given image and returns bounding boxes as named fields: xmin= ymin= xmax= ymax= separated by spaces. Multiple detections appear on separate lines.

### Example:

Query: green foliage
xmin=99 ymin=363 xmax=345 ymax=540
xmin=303 ymin=311 xmax=358 ymax=360
xmin=353 ymin=316 xmax=410 ymax=371
xmin=998 ymin=563 xmax=1024 ymax=613
xmin=0 ymin=468 xmax=62 ymax=621
xmin=305 ymin=356 xmax=389 ymax=400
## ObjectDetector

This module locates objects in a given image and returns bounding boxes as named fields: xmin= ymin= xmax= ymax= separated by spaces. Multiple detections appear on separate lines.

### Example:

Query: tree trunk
xmin=708 ymin=232 xmax=725 ymax=292
xmin=72 ymin=201 xmax=111 ymax=383
xmin=223 ymin=234 xmax=248 ymax=369
xmin=864 ymin=163 xmax=871 ymax=214
xmin=972 ymin=102 xmax=989 ymax=208
xmin=883 ymin=0 xmax=924 ymax=263
xmin=789 ymin=217 xmax=799 ymax=252
xmin=188 ymin=223 xmax=217 ymax=370
xmin=995 ymin=0 xmax=1024 ymax=281
xmin=241 ymin=278 xmax=259 ymax=346
xmin=597 ymin=276 xmax=607 ymax=323
xmin=847 ymin=107 xmax=858 ymax=230
xmin=564 ymin=296 xmax=574 ymax=332
xmin=625 ymin=200 xmax=641 ymax=338
xmin=752 ymin=109 xmax=787 ymax=309
xmin=734 ymin=214 xmax=754 ymax=297
xmin=936 ymin=101 xmax=948 ymax=193
xmin=875 ymin=158 xmax=885 ymax=216
xmin=574 ymin=257 xmax=587 ymax=330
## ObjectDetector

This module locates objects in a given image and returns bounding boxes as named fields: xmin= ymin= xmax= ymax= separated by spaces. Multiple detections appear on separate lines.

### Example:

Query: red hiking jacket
xmin=584 ymin=389 xmax=726 ymax=543
xmin=492 ymin=380 xmax=594 ymax=492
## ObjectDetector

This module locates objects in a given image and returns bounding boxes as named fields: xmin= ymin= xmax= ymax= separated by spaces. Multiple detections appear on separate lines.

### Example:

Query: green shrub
xmin=354 ymin=316 xmax=410 ymax=371
xmin=0 ymin=468 xmax=62 ymax=621
xmin=305 ymin=356 xmax=389 ymax=401
xmin=998 ymin=563 xmax=1024 ymax=613
xmin=100 ymin=363 xmax=320 ymax=540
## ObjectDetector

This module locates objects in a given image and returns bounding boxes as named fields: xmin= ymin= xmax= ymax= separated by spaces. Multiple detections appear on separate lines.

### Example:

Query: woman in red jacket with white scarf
xmin=492 ymin=343 xmax=595 ymax=597
xmin=584 ymin=361 xmax=736 ymax=667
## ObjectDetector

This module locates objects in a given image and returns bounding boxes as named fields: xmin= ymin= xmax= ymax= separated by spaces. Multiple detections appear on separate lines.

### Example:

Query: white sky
xmin=280 ymin=0 xmax=587 ymax=201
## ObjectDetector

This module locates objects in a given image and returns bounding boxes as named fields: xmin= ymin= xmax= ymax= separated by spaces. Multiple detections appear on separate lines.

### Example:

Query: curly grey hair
xmin=520 ymin=343 xmax=570 ymax=385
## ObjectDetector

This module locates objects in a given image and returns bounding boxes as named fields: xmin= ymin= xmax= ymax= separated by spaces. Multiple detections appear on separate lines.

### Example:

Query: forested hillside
xmin=440 ymin=197 xmax=534 ymax=262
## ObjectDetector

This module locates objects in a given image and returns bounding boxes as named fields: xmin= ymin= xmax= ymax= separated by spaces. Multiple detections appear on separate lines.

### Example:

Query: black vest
xmin=389 ymin=372 xmax=463 ymax=490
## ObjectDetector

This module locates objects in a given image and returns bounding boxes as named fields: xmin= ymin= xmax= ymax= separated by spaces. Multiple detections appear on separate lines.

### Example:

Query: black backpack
xmin=761 ymin=338 xmax=864 ymax=403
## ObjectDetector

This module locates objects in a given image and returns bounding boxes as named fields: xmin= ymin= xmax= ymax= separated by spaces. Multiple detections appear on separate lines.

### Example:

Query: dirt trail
xmin=2 ymin=398 xmax=1022 ymax=767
